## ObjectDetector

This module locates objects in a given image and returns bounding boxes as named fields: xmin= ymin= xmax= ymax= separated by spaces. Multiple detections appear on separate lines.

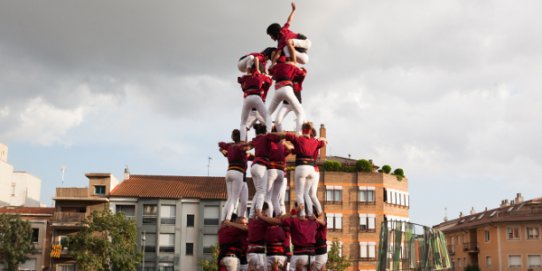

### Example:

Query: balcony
xmin=52 ymin=212 xmax=86 ymax=226
xmin=462 ymin=242 xmax=479 ymax=253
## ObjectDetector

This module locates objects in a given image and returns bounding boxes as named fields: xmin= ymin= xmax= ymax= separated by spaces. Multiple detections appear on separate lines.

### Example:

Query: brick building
xmin=434 ymin=193 xmax=542 ymax=271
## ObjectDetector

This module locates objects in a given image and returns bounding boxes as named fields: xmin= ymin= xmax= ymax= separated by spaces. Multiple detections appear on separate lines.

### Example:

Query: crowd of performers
xmin=217 ymin=3 xmax=331 ymax=271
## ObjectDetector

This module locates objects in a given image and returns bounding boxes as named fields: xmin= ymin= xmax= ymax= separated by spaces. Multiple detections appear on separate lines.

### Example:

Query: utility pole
xmin=207 ymin=156 xmax=212 ymax=176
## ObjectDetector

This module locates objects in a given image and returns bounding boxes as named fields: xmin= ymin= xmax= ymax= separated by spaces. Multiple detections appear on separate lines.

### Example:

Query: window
xmin=360 ymin=242 xmax=376 ymax=260
xmin=19 ymin=258 xmax=36 ymax=271
xmin=528 ymin=255 xmax=541 ymax=268
xmin=186 ymin=243 xmax=194 ymax=255
xmin=203 ymin=206 xmax=219 ymax=226
xmin=325 ymin=186 xmax=342 ymax=203
xmin=143 ymin=233 xmax=156 ymax=253
xmin=526 ymin=226 xmax=540 ymax=240
xmin=160 ymin=205 xmax=176 ymax=224
xmin=94 ymin=185 xmax=106 ymax=195
xmin=484 ymin=230 xmax=490 ymax=242
xmin=508 ymin=255 xmax=521 ymax=268
xmin=359 ymin=214 xmax=376 ymax=232
xmin=143 ymin=204 xmax=157 ymax=224
xmin=486 ymin=256 xmax=491 ymax=267
xmin=187 ymin=214 xmax=195 ymax=227
xmin=31 ymin=228 xmax=39 ymax=243
xmin=507 ymin=226 xmax=520 ymax=240
xmin=116 ymin=205 xmax=135 ymax=217
xmin=326 ymin=213 xmax=342 ymax=231
xmin=358 ymin=186 xmax=376 ymax=204
xmin=203 ymin=235 xmax=216 ymax=254
xmin=59 ymin=265 xmax=75 ymax=271
xmin=158 ymin=262 xmax=174 ymax=271
xmin=327 ymin=241 xmax=343 ymax=256
xmin=159 ymin=234 xmax=175 ymax=253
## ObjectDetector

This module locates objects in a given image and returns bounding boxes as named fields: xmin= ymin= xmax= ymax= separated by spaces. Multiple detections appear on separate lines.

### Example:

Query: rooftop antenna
xmin=207 ymin=156 xmax=212 ymax=176
xmin=60 ymin=166 xmax=66 ymax=187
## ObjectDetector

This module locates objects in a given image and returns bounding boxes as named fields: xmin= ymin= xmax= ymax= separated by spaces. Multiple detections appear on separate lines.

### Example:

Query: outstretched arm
xmin=286 ymin=2 xmax=296 ymax=25
xmin=256 ymin=210 xmax=282 ymax=225
xmin=224 ymin=220 xmax=248 ymax=231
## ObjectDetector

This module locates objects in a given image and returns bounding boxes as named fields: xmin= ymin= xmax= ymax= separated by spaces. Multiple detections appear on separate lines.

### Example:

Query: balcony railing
xmin=53 ymin=212 xmax=86 ymax=224
xmin=463 ymin=242 xmax=478 ymax=252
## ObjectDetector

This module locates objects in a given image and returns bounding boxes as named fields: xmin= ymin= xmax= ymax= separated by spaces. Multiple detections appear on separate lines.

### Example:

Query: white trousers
xmin=267 ymin=255 xmax=288 ymax=270
xmin=294 ymin=165 xmax=315 ymax=217
xmin=268 ymin=86 xmax=304 ymax=134
xmin=278 ymin=177 xmax=288 ymax=215
xmin=274 ymin=103 xmax=293 ymax=132
xmin=247 ymin=253 xmax=266 ymax=271
xmin=237 ymin=182 xmax=248 ymax=218
xmin=306 ymin=170 xmax=322 ymax=216
xmin=220 ymin=256 xmax=240 ymax=271
xmin=289 ymin=255 xmax=310 ymax=271
xmin=238 ymin=55 xmax=255 ymax=73
xmin=246 ymin=110 xmax=265 ymax=131
xmin=249 ymin=164 xmax=268 ymax=218
xmin=283 ymin=39 xmax=312 ymax=65
xmin=265 ymin=169 xmax=285 ymax=217
xmin=223 ymin=170 xmax=245 ymax=221
xmin=241 ymin=96 xmax=270 ymax=141
xmin=310 ymin=254 xmax=327 ymax=271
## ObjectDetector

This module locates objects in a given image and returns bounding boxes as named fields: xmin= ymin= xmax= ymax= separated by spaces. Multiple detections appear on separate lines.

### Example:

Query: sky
xmin=1 ymin=0 xmax=541 ymax=226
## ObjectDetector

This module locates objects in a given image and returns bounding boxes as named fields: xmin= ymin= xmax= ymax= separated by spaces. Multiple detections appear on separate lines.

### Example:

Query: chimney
xmin=319 ymin=124 xmax=327 ymax=161
xmin=515 ymin=193 xmax=523 ymax=204
xmin=500 ymin=199 xmax=509 ymax=207
xmin=459 ymin=211 xmax=463 ymax=218
xmin=124 ymin=166 xmax=130 ymax=180
xmin=470 ymin=207 xmax=475 ymax=215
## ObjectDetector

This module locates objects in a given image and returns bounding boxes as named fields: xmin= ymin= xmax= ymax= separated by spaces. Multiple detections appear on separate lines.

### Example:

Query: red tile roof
xmin=109 ymin=175 xmax=255 ymax=200
xmin=0 ymin=206 xmax=55 ymax=215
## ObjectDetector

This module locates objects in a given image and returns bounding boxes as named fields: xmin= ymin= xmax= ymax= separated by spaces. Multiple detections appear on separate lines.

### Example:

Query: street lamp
xmin=141 ymin=231 xmax=146 ymax=271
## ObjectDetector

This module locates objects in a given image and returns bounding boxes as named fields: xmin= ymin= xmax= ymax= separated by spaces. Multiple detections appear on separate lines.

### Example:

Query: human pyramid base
xmin=217 ymin=3 xmax=329 ymax=271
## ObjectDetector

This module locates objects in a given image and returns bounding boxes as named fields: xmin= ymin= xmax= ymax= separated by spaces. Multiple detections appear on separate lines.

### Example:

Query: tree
xmin=198 ymin=244 xmax=219 ymax=271
xmin=326 ymin=240 xmax=351 ymax=271
xmin=68 ymin=209 xmax=141 ymax=271
xmin=356 ymin=159 xmax=373 ymax=172
xmin=0 ymin=214 xmax=34 ymax=271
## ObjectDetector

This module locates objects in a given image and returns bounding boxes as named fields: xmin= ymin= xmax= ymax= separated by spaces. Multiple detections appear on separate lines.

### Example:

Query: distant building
xmin=0 ymin=206 xmax=55 ymax=271
xmin=434 ymin=193 xmax=542 ymax=271
xmin=286 ymin=160 xmax=409 ymax=271
xmin=108 ymin=172 xmax=255 ymax=271
xmin=50 ymin=173 xmax=118 ymax=271
xmin=0 ymin=143 xmax=41 ymax=207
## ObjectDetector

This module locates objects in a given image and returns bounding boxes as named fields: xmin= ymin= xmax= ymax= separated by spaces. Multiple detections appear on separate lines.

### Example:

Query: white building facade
xmin=0 ymin=143 xmax=41 ymax=207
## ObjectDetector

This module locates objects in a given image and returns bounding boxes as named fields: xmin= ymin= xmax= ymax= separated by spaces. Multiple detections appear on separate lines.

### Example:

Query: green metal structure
xmin=377 ymin=221 xmax=451 ymax=271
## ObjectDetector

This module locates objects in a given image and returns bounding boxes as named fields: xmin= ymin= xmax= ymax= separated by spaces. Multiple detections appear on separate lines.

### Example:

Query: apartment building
xmin=108 ymin=173 xmax=255 ymax=271
xmin=284 ymin=163 xmax=410 ymax=271
xmin=0 ymin=206 xmax=55 ymax=271
xmin=50 ymin=173 xmax=118 ymax=271
xmin=0 ymin=142 xmax=41 ymax=207
xmin=434 ymin=193 xmax=542 ymax=271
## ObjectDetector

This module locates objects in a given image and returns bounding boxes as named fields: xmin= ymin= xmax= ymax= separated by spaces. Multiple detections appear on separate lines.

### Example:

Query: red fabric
xmin=238 ymin=72 xmax=272 ymax=98
xmin=315 ymin=222 xmax=327 ymax=244
xmin=268 ymin=142 xmax=290 ymax=170
xmin=277 ymin=23 xmax=299 ymax=51
xmin=219 ymin=225 xmax=246 ymax=245
xmin=284 ymin=134 xmax=325 ymax=158
xmin=292 ymin=67 xmax=307 ymax=92
xmin=247 ymin=218 xmax=268 ymax=244
xmin=265 ymin=225 xmax=287 ymax=243
xmin=269 ymin=63 xmax=305 ymax=87
xmin=281 ymin=217 xmax=317 ymax=246
xmin=218 ymin=142 xmax=249 ymax=172
xmin=251 ymin=134 xmax=282 ymax=166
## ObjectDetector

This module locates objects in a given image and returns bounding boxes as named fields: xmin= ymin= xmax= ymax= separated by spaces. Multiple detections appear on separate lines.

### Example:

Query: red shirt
xmin=268 ymin=141 xmax=290 ymax=171
xmin=269 ymin=63 xmax=305 ymax=89
xmin=250 ymin=134 xmax=282 ymax=166
xmin=218 ymin=142 xmax=249 ymax=173
xmin=292 ymin=67 xmax=307 ymax=92
xmin=285 ymin=134 xmax=325 ymax=159
xmin=247 ymin=218 xmax=268 ymax=245
xmin=277 ymin=23 xmax=299 ymax=51
xmin=218 ymin=225 xmax=246 ymax=256
xmin=238 ymin=72 xmax=272 ymax=99
xmin=315 ymin=222 xmax=327 ymax=255
xmin=281 ymin=217 xmax=317 ymax=247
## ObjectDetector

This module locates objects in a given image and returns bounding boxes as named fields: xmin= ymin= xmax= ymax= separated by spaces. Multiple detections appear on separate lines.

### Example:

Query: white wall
xmin=0 ymin=143 xmax=42 ymax=207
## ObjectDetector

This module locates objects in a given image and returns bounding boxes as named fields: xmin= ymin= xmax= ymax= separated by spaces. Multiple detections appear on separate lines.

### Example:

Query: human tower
xmin=217 ymin=3 xmax=328 ymax=271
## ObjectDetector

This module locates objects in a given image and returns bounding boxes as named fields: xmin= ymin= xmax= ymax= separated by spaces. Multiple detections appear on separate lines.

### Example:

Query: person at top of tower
xmin=238 ymin=66 xmax=273 ymax=141
xmin=218 ymin=129 xmax=253 ymax=222
xmin=267 ymin=56 xmax=306 ymax=134
xmin=267 ymin=2 xmax=312 ymax=66
xmin=238 ymin=47 xmax=276 ymax=74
